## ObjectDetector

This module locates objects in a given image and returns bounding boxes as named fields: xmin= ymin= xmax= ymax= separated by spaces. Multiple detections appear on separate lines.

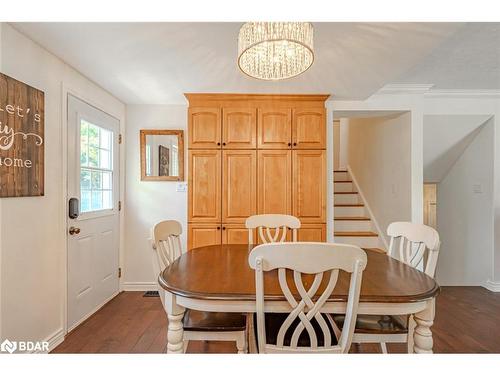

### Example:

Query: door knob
xmin=69 ymin=227 xmax=81 ymax=235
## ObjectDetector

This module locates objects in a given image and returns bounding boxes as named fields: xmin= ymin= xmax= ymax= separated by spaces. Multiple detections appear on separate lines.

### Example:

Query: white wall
xmin=346 ymin=113 xmax=412 ymax=246
xmin=0 ymin=23 xmax=125 ymax=348
xmin=423 ymin=115 xmax=491 ymax=182
xmin=331 ymin=89 xmax=500 ymax=290
xmin=329 ymin=92 xmax=425 ymax=224
xmin=436 ymin=119 xmax=494 ymax=286
xmin=124 ymin=105 xmax=187 ymax=290
xmin=339 ymin=118 xmax=350 ymax=170
xmin=333 ymin=121 xmax=340 ymax=170
xmin=423 ymin=95 xmax=500 ymax=289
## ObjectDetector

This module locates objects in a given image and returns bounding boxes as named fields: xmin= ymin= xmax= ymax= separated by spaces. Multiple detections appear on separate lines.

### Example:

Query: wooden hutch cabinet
xmin=186 ymin=94 xmax=328 ymax=250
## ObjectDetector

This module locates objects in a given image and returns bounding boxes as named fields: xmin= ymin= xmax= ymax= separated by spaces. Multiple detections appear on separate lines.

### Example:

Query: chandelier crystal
xmin=237 ymin=22 xmax=314 ymax=81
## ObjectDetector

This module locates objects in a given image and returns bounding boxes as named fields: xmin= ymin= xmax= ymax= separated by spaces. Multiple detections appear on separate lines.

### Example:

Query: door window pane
xmin=88 ymin=146 xmax=100 ymax=168
xmin=80 ymin=119 xmax=114 ymax=213
xmin=81 ymin=169 xmax=91 ymax=190
xmin=91 ymin=191 xmax=103 ymax=211
xmin=81 ymin=190 xmax=91 ymax=212
xmin=91 ymin=170 xmax=102 ymax=189
xmin=102 ymin=171 xmax=112 ymax=190
xmin=100 ymin=149 xmax=110 ymax=169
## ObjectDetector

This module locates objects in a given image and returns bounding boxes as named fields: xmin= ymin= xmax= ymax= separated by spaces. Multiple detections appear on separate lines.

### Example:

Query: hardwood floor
xmin=52 ymin=287 xmax=500 ymax=354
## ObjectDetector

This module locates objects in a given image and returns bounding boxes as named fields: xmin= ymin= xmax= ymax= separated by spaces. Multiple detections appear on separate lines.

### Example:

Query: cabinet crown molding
xmin=184 ymin=93 xmax=330 ymax=105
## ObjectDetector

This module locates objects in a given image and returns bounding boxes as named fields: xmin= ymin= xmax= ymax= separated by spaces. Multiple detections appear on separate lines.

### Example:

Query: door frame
xmin=61 ymin=84 xmax=125 ymax=335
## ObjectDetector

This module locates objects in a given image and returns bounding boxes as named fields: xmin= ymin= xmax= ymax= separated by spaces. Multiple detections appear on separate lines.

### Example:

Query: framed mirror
xmin=140 ymin=129 xmax=184 ymax=181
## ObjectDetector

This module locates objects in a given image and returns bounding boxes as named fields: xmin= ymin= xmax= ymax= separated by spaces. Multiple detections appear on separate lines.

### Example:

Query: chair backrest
xmin=151 ymin=220 xmax=183 ymax=308
xmin=387 ymin=222 xmax=440 ymax=277
xmin=245 ymin=214 xmax=301 ymax=244
xmin=248 ymin=242 xmax=367 ymax=354
xmin=153 ymin=220 xmax=183 ymax=270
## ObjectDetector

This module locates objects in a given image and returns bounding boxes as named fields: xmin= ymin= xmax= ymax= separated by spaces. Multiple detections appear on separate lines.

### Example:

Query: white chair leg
xmin=183 ymin=340 xmax=189 ymax=353
xmin=407 ymin=315 xmax=416 ymax=353
xmin=236 ymin=333 xmax=246 ymax=354
xmin=246 ymin=313 xmax=257 ymax=353
xmin=380 ymin=342 xmax=388 ymax=354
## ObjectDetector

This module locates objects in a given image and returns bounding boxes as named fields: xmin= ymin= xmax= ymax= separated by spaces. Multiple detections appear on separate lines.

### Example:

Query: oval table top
xmin=159 ymin=244 xmax=440 ymax=303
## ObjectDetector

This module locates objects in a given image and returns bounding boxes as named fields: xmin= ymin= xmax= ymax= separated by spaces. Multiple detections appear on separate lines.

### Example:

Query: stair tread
xmin=335 ymin=231 xmax=378 ymax=237
xmin=363 ymin=248 xmax=386 ymax=254
xmin=334 ymin=180 xmax=353 ymax=183
xmin=334 ymin=204 xmax=364 ymax=207
xmin=334 ymin=216 xmax=371 ymax=221
xmin=334 ymin=170 xmax=348 ymax=173
xmin=334 ymin=191 xmax=358 ymax=195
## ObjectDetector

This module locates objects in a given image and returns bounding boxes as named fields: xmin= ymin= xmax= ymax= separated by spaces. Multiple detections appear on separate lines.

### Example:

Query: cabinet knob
xmin=217 ymin=226 xmax=221 ymax=230
xmin=293 ymin=142 xmax=297 ymax=146
xmin=288 ymin=142 xmax=292 ymax=147
xmin=222 ymin=227 xmax=226 ymax=230
xmin=217 ymin=142 xmax=221 ymax=146
xmin=222 ymin=142 xmax=226 ymax=146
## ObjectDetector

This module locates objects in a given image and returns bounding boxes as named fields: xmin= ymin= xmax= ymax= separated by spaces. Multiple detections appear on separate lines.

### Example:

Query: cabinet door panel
xmin=188 ymin=150 xmax=221 ymax=222
xmin=188 ymin=107 xmax=221 ymax=149
xmin=257 ymin=108 xmax=292 ymax=149
xmin=297 ymin=224 xmax=326 ymax=242
xmin=222 ymin=108 xmax=256 ymax=149
xmin=257 ymin=150 xmax=291 ymax=215
xmin=188 ymin=224 xmax=221 ymax=250
xmin=293 ymin=150 xmax=326 ymax=223
xmin=222 ymin=150 xmax=257 ymax=223
xmin=292 ymin=108 xmax=326 ymax=149
xmin=222 ymin=224 xmax=254 ymax=245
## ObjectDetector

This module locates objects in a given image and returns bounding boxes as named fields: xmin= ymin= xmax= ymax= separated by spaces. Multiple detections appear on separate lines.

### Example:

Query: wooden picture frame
xmin=140 ymin=129 xmax=184 ymax=181
xmin=0 ymin=73 xmax=45 ymax=197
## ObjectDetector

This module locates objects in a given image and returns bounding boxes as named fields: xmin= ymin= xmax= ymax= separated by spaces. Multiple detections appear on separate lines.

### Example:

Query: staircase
xmin=334 ymin=170 xmax=385 ymax=253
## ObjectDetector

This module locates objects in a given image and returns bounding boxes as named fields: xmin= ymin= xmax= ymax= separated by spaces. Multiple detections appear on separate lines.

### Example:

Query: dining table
xmin=158 ymin=244 xmax=440 ymax=354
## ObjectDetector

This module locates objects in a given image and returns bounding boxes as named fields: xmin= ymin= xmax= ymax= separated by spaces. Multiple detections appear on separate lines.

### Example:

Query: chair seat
xmin=183 ymin=309 xmax=247 ymax=332
xmin=333 ymin=314 xmax=409 ymax=334
xmin=255 ymin=313 xmax=338 ymax=348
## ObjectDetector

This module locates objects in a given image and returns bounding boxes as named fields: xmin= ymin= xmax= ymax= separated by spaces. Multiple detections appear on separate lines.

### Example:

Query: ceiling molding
xmin=376 ymin=84 xmax=435 ymax=95
xmin=423 ymin=89 xmax=500 ymax=99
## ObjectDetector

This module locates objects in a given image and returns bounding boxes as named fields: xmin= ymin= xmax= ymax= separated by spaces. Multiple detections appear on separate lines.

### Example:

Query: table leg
xmin=413 ymin=299 xmax=435 ymax=354
xmin=164 ymin=292 xmax=186 ymax=354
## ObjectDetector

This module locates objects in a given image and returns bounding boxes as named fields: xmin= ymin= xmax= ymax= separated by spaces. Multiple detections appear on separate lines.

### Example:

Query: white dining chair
xmin=248 ymin=242 xmax=367 ymax=353
xmin=335 ymin=222 xmax=440 ymax=353
xmin=152 ymin=220 xmax=248 ymax=353
xmin=245 ymin=214 xmax=301 ymax=244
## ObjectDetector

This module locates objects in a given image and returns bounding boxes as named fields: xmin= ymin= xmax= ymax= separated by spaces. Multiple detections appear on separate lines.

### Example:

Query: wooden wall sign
xmin=0 ymin=73 xmax=44 ymax=197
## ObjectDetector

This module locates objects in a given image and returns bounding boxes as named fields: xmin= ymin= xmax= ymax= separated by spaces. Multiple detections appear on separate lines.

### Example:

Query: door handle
xmin=69 ymin=227 xmax=81 ymax=235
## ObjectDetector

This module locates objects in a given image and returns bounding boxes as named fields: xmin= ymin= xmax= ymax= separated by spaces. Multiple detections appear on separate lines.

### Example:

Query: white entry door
xmin=67 ymin=95 xmax=120 ymax=331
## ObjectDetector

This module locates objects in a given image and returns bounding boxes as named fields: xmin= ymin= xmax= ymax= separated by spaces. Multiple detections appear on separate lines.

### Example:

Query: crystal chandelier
xmin=237 ymin=22 xmax=314 ymax=81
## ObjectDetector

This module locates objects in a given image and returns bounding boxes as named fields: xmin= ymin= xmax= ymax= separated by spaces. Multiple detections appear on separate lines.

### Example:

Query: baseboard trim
xmin=483 ymin=280 xmax=500 ymax=292
xmin=122 ymin=282 xmax=158 ymax=292
xmin=28 ymin=327 xmax=65 ymax=353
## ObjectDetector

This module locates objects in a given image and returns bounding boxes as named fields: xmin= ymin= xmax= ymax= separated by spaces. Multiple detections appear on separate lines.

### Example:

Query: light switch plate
xmin=176 ymin=182 xmax=187 ymax=192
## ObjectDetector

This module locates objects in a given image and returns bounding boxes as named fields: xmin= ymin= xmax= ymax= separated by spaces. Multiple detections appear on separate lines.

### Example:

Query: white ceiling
xmin=396 ymin=23 xmax=500 ymax=90
xmin=11 ymin=22 xmax=482 ymax=104
xmin=423 ymin=115 xmax=492 ymax=182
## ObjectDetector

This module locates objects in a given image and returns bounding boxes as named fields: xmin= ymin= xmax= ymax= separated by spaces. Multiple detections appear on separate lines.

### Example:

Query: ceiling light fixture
xmin=237 ymin=22 xmax=314 ymax=81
